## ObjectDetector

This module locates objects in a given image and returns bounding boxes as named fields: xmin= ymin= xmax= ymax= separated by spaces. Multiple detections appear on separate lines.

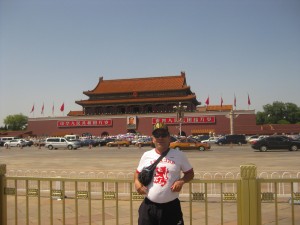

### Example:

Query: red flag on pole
xmin=30 ymin=104 xmax=35 ymax=113
xmin=234 ymin=94 xmax=236 ymax=108
xmin=60 ymin=103 xmax=65 ymax=112
xmin=248 ymin=94 xmax=251 ymax=106
xmin=205 ymin=96 xmax=209 ymax=105
xmin=220 ymin=97 xmax=223 ymax=107
xmin=41 ymin=103 xmax=44 ymax=114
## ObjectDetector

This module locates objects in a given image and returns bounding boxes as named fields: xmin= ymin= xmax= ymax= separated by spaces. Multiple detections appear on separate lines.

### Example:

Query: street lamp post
xmin=226 ymin=109 xmax=239 ymax=135
xmin=173 ymin=102 xmax=187 ymax=136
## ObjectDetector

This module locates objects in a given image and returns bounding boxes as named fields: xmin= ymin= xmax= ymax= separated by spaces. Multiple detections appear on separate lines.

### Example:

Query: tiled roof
xmin=206 ymin=105 xmax=233 ymax=111
xmin=76 ymin=95 xmax=197 ymax=106
xmin=84 ymin=73 xmax=188 ymax=95
xmin=197 ymin=105 xmax=232 ymax=112
xmin=0 ymin=130 xmax=33 ymax=137
xmin=67 ymin=111 xmax=84 ymax=116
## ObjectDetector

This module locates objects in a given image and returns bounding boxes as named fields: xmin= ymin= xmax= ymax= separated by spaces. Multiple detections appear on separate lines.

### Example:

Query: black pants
xmin=138 ymin=198 xmax=184 ymax=225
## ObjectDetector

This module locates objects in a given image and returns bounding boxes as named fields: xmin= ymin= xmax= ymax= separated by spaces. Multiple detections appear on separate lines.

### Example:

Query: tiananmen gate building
xmin=27 ymin=72 xmax=300 ymax=137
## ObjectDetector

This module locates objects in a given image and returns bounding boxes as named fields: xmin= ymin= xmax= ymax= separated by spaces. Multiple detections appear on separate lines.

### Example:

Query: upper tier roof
xmin=83 ymin=72 xmax=189 ymax=95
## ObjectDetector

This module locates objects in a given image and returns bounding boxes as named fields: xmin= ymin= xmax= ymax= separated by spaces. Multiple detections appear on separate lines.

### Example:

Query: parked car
xmin=135 ymin=138 xmax=153 ymax=147
xmin=106 ymin=139 xmax=130 ymax=147
xmin=201 ymin=137 xmax=219 ymax=144
xmin=215 ymin=134 xmax=247 ymax=145
xmin=246 ymin=135 xmax=259 ymax=143
xmin=193 ymin=135 xmax=210 ymax=142
xmin=98 ymin=138 xmax=116 ymax=146
xmin=20 ymin=139 xmax=33 ymax=147
xmin=64 ymin=134 xmax=80 ymax=141
xmin=169 ymin=138 xmax=210 ymax=151
xmin=0 ymin=136 xmax=18 ymax=142
xmin=248 ymin=135 xmax=268 ymax=144
xmin=45 ymin=137 xmax=81 ymax=150
xmin=4 ymin=139 xmax=27 ymax=148
xmin=80 ymin=139 xmax=101 ymax=147
xmin=251 ymin=135 xmax=300 ymax=152
xmin=33 ymin=139 xmax=46 ymax=147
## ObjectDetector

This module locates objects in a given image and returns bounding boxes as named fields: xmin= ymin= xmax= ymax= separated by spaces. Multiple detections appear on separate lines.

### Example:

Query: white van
xmin=0 ymin=137 xmax=18 ymax=142
xmin=45 ymin=137 xmax=81 ymax=150
xmin=64 ymin=135 xmax=80 ymax=141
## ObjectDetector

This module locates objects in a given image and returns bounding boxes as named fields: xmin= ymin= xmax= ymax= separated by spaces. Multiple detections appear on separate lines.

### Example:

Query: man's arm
xmin=134 ymin=171 xmax=148 ymax=195
xmin=171 ymin=169 xmax=194 ymax=192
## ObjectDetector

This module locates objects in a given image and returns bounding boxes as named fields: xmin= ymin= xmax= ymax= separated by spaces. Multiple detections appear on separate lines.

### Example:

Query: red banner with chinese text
xmin=152 ymin=116 xmax=215 ymax=124
xmin=57 ymin=119 xmax=113 ymax=127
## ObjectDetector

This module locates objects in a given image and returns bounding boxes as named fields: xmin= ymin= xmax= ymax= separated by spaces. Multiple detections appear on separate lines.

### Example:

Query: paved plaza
xmin=1 ymin=145 xmax=300 ymax=225
xmin=1 ymin=144 xmax=299 ymax=175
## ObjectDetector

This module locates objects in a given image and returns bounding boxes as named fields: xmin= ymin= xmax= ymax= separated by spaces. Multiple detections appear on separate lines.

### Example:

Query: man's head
xmin=152 ymin=122 xmax=170 ymax=151
xmin=128 ymin=117 xmax=135 ymax=124
xmin=152 ymin=122 xmax=169 ymax=136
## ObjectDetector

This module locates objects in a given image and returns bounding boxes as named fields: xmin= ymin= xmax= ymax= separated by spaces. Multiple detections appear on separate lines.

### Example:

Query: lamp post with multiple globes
xmin=173 ymin=102 xmax=187 ymax=136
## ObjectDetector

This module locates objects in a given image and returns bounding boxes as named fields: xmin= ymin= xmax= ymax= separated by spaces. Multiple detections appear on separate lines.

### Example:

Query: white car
xmin=248 ymin=135 xmax=268 ymax=144
xmin=201 ymin=137 xmax=219 ymax=144
xmin=4 ymin=139 xmax=27 ymax=147
xmin=246 ymin=135 xmax=259 ymax=143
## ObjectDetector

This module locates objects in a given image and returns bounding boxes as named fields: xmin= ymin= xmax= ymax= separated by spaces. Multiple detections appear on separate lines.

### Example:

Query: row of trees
xmin=1 ymin=101 xmax=300 ymax=131
xmin=256 ymin=102 xmax=300 ymax=125
xmin=1 ymin=114 xmax=28 ymax=131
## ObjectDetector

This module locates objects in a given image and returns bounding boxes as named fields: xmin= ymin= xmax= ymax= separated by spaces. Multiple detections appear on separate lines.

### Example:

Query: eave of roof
xmin=76 ymin=95 xmax=199 ymax=106
xmin=84 ymin=86 xmax=191 ymax=96
xmin=67 ymin=111 xmax=84 ymax=116
xmin=196 ymin=105 xmax=233 ymax=112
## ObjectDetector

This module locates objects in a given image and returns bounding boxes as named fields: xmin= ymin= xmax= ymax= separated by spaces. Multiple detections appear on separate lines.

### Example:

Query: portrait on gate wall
xmin=127 ymin=116 xmax=137 ymax=129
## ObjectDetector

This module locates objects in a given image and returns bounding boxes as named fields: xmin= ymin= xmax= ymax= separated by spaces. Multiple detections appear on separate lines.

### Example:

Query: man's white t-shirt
xmin=137 ymin=148 xmax=193 ymax=203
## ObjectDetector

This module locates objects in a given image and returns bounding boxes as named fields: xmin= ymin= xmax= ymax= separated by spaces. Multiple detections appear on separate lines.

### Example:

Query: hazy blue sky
xmin=1 ymin=0 xmax=299 ymax=126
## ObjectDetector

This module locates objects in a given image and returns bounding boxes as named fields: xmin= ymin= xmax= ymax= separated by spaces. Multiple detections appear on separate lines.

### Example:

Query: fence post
xmin=0 ymin=164 xmax=7 ymax=225
xmin=239 ymin=164 xmax=259 ymax=225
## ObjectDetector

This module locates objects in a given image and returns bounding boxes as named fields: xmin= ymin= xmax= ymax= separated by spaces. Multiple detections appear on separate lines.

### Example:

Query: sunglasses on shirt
xmin=153 ymin=133 xmax=169 ymax=138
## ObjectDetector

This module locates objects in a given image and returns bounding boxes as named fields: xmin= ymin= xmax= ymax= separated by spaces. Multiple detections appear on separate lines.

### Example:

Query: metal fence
xmin=1 ymin=164 xmax=299 ymax=225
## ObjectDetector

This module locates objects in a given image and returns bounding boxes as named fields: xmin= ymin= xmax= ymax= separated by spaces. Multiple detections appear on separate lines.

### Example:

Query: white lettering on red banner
xmin=152 ymin=117 xmax=215 ymax=124
xmin=57 ymin=119 xmax=113 ymax=127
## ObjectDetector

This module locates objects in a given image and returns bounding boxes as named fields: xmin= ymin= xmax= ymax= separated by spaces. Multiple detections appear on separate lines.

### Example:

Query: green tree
xmin=3 ymin=114 xmax=28 ymax=130
xmin=285 ymin=103 xmax=300 ymax=123
xmin=256 ymin=111 xmax=266 ymax=125
xmin=256 ymin=101 xmax=300 ymax=124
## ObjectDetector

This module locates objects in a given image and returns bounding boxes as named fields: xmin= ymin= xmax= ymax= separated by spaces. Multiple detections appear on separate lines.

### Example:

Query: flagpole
xmin=220 ymin=96 xmax=223 ymax=112
xmin=234 ymin=94 xmax=236 ymax=110
xmin=41 ymin=102 xmax=44 ymax=117
xmin=30 ymin=104 xmax=35 ymax=118
xmin=247 ymin=93 xmax=249 ymax=110
xmin=247 ymin=93 xmax=251 ymax=110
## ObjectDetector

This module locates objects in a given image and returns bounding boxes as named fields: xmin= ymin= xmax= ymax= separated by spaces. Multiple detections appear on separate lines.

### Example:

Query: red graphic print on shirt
xmin=154 ymin=166 xmax=169 ymax=186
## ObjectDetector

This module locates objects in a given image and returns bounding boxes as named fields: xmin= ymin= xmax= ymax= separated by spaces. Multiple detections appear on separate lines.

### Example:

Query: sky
xmin=0 ymin=0 xmax=300 ymax=126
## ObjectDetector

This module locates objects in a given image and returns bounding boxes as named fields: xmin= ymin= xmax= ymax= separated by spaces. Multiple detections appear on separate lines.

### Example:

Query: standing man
xmin=134 ymin=122 xmax=194 ymax=225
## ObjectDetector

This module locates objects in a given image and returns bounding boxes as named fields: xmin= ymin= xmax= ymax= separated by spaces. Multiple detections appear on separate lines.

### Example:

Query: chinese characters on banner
xmin=57 ymin=119 xmax=113 ymax=127
xmin=57 ymin=117 xmax=214 ymax=128
xmin=152 ymin=116 xmax=215 ymax=124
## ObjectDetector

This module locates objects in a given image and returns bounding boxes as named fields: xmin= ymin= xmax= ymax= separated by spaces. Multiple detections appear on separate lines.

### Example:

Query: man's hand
xmin=134 ymin=172 xmax=148 ymax=194
xmin=170 ymin=179 xmax=185 ymax=192
xmin=136 ymin=185 xmax=148 ymax=195
xmin=171 ymin=169 xmax=194 ymax=192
